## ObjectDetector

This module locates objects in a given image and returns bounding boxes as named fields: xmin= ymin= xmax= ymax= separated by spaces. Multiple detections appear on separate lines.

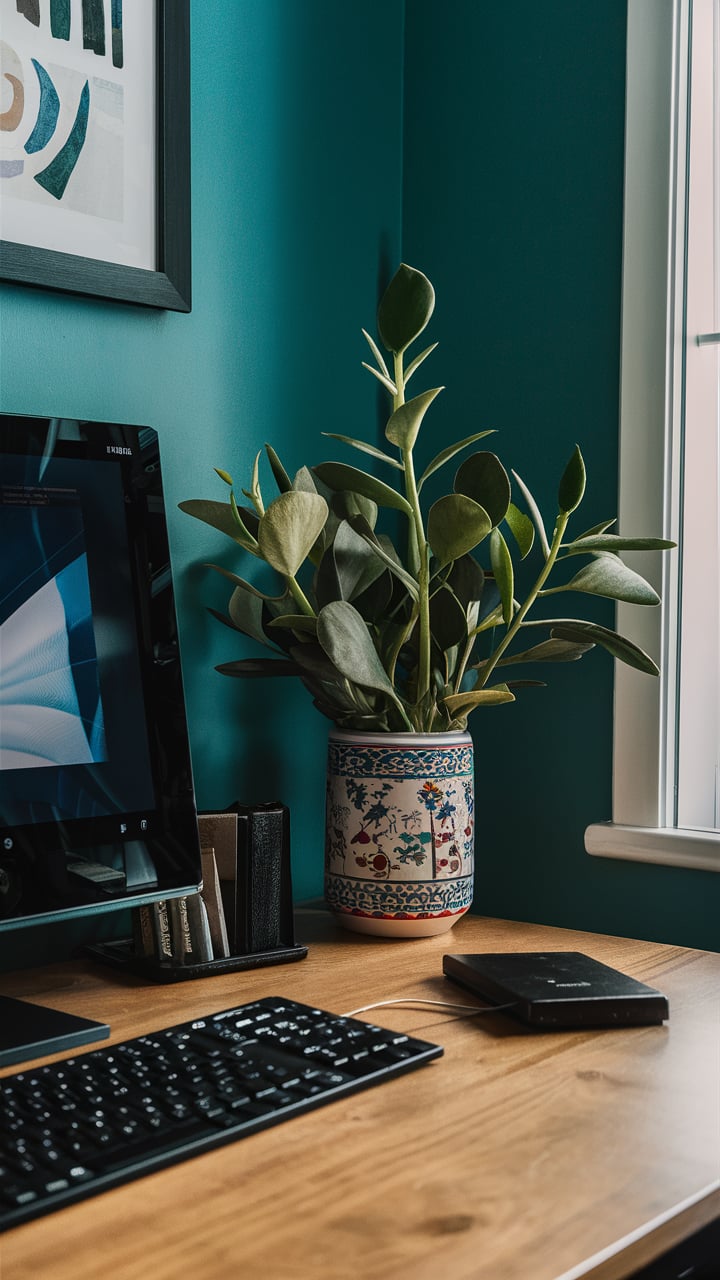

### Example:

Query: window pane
xmin=676 ymin=0 xmax=720 ymax=829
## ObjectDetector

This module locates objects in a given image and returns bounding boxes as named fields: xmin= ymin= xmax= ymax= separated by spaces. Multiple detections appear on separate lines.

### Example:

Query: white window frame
xmin=585 ymin=0 xmax=720 ymax=872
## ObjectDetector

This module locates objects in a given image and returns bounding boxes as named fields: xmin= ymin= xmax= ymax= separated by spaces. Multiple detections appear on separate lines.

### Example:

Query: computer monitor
xmin=0 ymin=414 xmax=202 ymax=1061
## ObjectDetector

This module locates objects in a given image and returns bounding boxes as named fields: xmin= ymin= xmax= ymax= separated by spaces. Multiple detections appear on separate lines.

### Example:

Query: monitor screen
xmin=0 ymin=415 xmax=202 ymax=932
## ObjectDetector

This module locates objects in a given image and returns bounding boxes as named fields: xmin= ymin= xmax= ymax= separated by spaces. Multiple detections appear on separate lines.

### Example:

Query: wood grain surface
xmin=1 ymin=912 xmax=718 ymax=1280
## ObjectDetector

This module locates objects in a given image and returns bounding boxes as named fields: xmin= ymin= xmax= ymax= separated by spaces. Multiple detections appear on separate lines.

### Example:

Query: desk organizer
xmin=83 ymin=804 xmax=308 ymax=982
xmin=83 ymin=938 xmax=308 ymax=982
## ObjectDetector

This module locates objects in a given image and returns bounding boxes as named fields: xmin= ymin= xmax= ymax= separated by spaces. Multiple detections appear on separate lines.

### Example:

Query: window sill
xmin=585 ymin=823 xmax=720 ymax=872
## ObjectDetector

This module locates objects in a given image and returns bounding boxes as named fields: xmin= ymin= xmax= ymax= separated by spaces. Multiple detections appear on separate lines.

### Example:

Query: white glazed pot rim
xmin=328 ymin=729 xmax=472 ymax=747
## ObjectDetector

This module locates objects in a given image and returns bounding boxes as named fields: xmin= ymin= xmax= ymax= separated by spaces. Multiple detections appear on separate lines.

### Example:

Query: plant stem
xmin=393 ymin=351 xmax=432 ymax=719
xmin=476 ymin=512 xmax=569 ymax=689
xmin=453 ymin=601 xmax=514 ymax=695
xmin=286 ymin=575 xmax=316 ymax=617
xmin=404 ymin=450 xmax=432 ymax=715
xmin=386 ymin=603 xmax=419 ymax=688
xmin=453 ymin=632 xmax=478 ymax=697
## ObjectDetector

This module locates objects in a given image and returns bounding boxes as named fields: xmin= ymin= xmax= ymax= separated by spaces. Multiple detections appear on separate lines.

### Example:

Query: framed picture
xmin=0 ymin=0 xmax=191 ymax=311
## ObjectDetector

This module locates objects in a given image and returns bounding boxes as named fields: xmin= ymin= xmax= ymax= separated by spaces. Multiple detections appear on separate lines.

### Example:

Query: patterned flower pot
xmin=324 ymin=730 xmax=474 ymax=937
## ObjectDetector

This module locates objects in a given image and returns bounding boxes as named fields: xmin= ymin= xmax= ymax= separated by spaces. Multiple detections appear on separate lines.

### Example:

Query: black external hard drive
xmin=443 ymin=952 xmax=669 ymax=1028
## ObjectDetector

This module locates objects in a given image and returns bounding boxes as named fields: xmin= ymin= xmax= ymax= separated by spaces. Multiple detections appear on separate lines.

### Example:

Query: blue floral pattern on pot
xmin=325 ymin=730 xmax=474 ymax=937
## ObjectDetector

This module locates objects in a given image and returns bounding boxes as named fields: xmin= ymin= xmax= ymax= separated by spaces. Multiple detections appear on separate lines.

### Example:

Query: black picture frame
xmin=0 ymin=0 xmax=191 ymax=313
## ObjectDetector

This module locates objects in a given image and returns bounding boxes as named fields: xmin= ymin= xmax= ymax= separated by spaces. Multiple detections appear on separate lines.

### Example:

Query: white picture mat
xmin=0 ymin=0 xmax=156 ymax=270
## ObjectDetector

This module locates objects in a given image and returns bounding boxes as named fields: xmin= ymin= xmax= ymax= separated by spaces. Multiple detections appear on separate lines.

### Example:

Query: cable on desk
xmin=343 ymin=998 xmax=517 ymax=1017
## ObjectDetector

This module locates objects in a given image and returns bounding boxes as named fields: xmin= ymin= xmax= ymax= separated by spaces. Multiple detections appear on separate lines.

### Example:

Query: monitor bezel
xmin=0 ymin=414 xmax=202 ymax=933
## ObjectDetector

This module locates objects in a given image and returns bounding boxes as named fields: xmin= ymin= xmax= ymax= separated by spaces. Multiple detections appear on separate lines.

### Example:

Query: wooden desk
xmin=1 ymin=913 xmax=718 ymax=1280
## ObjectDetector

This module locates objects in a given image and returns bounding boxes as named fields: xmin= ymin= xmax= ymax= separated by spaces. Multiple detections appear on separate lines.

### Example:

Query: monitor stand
xmin=0 ymin=995 xmax=110 ymax=1068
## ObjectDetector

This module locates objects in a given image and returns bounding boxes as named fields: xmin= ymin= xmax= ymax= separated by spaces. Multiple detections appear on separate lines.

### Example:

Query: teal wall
xmin=402 ymin=0 xmax=720 ymax=950
xmin=1 ymin=0 xmax=717 ymax=964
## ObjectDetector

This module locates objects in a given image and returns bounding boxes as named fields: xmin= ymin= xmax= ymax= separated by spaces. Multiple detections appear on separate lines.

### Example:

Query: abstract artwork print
xmin=0 ymin=0 xmax=156 ymax=269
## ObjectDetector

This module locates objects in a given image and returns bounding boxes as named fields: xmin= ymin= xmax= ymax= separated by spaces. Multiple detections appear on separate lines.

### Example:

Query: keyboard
xmin=0 ymin=996 xmax=442 ymax=1231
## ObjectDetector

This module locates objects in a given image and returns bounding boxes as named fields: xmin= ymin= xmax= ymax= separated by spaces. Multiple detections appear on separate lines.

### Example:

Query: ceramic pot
xmin=324 ymin=729 xmax=474 ymax=937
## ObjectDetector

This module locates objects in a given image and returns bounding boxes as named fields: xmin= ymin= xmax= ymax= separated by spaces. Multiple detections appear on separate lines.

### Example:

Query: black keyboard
xmin=0 ymin=996 xmax=442 ymax=1231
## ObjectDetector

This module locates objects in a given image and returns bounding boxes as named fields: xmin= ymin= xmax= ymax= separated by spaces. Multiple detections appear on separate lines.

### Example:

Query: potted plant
xmin=180 ymin=264 xmax=673 ymax=936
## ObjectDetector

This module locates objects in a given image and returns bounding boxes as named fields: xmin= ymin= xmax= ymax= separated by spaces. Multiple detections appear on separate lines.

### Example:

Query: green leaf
xmin=257 ymin=490 xmax=328 ymax=577
xmin=333 ymin=520 xmax=387 ymax=600
xmin=404 ymin=342 xmax=439 ymax=385
xmin=474 ymin=601 xmax=504 ymax=634
xmin=206 ymin=563 xmax=284 ymax=602
xmin=576 ymin=518 xmax=617 ymax=539
xmin=377 ymin=263 xmax=435 ymax=354
xmin=562 ymin=534 xmax=676 ymax=555
xmin=417 ymin=430 xmax=496 ymax=490
xmin=322 ymin=432 xmax=403 ymax=470
xmin=317 ymin=601 xmax=399 ymax=703
xmin=546 ymin=620 xmax=660 ymax=675
xmin=352 ymin=568 xmax=395 ymax=623
xmin=428 ymin=494 xmax=492 ymax=568
xmin=230 ymin=494 xmax=261 ymax=544
xmin=385 ymin=387 xmax=444 ymax=451
xmin=314 ymin=543 xmax=341 ymax=608
xmin=264 ymin=444 xmax=292 ymax=494
xmin=511 ymin=470 xmax=550 ymax=557
xmin=497 ymin=638 xmax=594 ymax=665
xmin=290 ymin=644 xmax=390 ymax=728
xmin=429 ymin=584 xmax=468 ymax=651
xmin=306 ymin=473 xmax=341 ymax=563
xmin=290 ymin=640 xmax=348 ymax=685
xmin=445 ymin=555 xmax=485 ymax=609
xmin=242 ymin=451 xmax=262 ymax=508
xmin=504 ymin=502 xmax=534 ymax=559
xmin=215 ymin=658 xmax=300 ymax=677
xmin=362 ymin=362 xmax=399 ymax=396
xmin=443 ymin=685 xmax=516 ymax=716
xmin=542 ymin=555 xmax=660 ymax=605
xmin=226 ymin=584 xmax=290 ymax=648
xmin=361 ymin=327 xmax=392 ymax=380
xmin=454 ymin=451 xmax=511 ymax=528
xmin=178 ymin=498 xmax=258 ymax=550
xmin=206 ymin=606 xmax=243 ymax=633
xmin=313 ymin=462 xmax=412 ymax=514
xmin=267 ymin=614 xmax=318 ymax=637
xmin=331 ymin=491 xmax=378 ymax=528
xmin=292 ymin=465 xmax=320 ymax=494
xmin=558 ymin=445 xmax=586 ymax=514
xmin=347 ymin=515 xmax=420 ymax=598
xmin=489 ymin=527 xmax=514 ymax=624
